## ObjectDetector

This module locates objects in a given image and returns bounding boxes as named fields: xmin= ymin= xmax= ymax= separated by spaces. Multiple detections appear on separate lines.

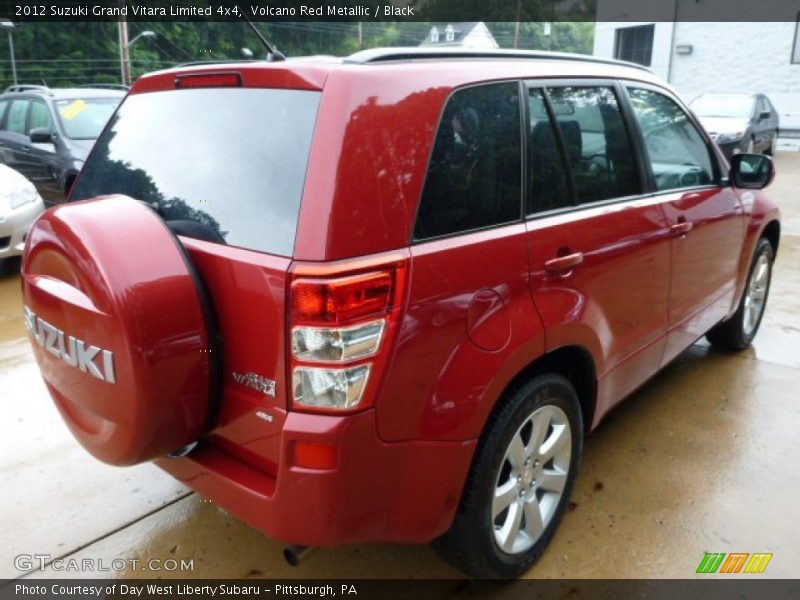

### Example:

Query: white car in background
xmin=0 ymin=164 xmax=44 ymax=268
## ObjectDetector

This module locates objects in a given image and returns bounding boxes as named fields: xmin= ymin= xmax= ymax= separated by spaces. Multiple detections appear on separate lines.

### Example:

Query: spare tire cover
xmin=21 ymin=196 xmax=216 ymax=466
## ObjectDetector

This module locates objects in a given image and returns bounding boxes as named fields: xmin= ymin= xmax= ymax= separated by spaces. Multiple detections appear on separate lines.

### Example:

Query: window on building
xmin=614 ymin=24 xmax=655 ymax=66
xmin=792 ymin=14 xmax=800 ymax=63
xmin=414 ymin=82 xmax=522 ymax=240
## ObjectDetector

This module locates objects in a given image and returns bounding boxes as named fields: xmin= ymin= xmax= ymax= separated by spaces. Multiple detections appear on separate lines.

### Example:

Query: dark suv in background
xmin=0 ymin=85 xmax=124 ymax=205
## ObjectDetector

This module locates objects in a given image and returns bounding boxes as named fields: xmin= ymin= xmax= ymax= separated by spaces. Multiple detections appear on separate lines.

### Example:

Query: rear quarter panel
xmin=376 ymin=225 xmax=545 ymax=442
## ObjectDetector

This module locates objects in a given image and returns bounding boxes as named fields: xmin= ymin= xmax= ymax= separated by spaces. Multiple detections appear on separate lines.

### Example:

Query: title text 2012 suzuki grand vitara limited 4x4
xmin=21 ymin=48 xmax=780 ymax=578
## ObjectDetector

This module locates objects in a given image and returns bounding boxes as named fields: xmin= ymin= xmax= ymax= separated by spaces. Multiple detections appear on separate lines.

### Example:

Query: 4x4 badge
xmin=232 ymin=371 xmax=277 ymax=397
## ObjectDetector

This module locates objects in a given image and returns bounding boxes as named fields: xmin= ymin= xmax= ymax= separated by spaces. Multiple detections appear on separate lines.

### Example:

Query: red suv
xmin=21 ymin=49 xmax=780 ymax=578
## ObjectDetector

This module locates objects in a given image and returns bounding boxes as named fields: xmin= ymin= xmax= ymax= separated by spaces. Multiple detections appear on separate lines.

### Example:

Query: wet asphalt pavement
xmin=2 ymin=153 xmax=799 ymax=580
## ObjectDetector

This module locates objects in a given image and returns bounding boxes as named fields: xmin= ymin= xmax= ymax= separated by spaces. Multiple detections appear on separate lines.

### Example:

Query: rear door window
xmin=7 ymin=100 xmax=29 ymax=135
xmin=547 ymin=86 xmax=641 ymax=204
xmin=627 ymin=87 xmax=715 ymax=191
xmin=71 ymin=88 xmax=320 ymax=257
xmin=414 ymin=82 xmax=522 ymax=240
xmin=527 ymin=89 xmax=572 ymax=215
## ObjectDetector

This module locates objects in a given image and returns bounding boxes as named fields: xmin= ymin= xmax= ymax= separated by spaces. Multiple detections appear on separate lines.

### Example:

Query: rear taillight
xmin=288 ymin=255 xmax=408 ymax=413
xmin=292 ymin=271 xmax=393 ymax=324
xmin=292 ymin=320 xmax=385 ymax=362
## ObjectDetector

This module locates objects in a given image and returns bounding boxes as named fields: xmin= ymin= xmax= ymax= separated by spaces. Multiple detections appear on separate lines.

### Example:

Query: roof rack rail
xmin=176 ymin=60 xmax=249 ymax=68
xmin=3 ymin=84 xmax=52 ymax=94
xmin=344 ymin=47 xmax=651 ymax=72
xmin=77 ymin=83 xmax=130 ymax=91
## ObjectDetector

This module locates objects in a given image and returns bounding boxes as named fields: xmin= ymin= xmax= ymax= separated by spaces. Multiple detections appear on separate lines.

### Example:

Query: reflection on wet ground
xmin=3 ymin=154 xmax=799 ymax=580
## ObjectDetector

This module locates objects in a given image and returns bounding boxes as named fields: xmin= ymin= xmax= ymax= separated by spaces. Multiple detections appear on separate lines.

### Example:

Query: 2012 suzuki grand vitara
xmin=21 ymin=48 xmax=780 ymax=578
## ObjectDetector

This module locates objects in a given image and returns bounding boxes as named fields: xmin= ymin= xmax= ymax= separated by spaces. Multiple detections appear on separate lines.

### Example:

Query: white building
xmin=420 ymin=22 xmax=499 ymax=49
xmin=593 ymin=2 xmax=800 ymax=137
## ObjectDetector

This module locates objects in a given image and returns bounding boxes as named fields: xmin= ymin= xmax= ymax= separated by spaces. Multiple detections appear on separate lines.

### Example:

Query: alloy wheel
xmin=492 ymin=405 xmax=572 ymax=555
xmin=743 ymin=252 xmax=770 ymax=336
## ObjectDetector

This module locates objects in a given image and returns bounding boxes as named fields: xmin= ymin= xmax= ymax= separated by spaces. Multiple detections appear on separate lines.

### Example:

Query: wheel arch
xmin=490 ymin=345 xmax=597 ymax=437
xmin=729 ymin=207 xmax=780 ymax=317
xmin=762 ymin=219 xmax=780 ymax=258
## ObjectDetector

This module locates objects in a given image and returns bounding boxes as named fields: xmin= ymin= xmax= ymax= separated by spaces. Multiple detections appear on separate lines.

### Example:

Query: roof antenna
xmin=240 ymin=14 xmax=285 ymax=62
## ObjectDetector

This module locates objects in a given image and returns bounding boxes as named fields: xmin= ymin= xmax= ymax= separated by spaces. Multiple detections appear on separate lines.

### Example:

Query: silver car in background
xmin=0 ymin=164 xmax=44 ymax=268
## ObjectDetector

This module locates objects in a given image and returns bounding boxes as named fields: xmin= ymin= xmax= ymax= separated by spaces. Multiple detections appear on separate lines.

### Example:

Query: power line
xmin=150 ymin=24 xmax=195 ymax=60
xmin=148 ymin=37 xmax=181 ymax=63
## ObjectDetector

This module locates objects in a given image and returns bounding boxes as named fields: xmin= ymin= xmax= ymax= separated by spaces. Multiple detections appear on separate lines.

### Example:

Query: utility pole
xmin=0 ymin=21 xmax=17 ymax=86
xmin=513 ymin=0 xmax=521 ymax=48
xmin=119 ymin=15 xmax=131 ymax=86
xmin=358 ymin=22 xmax=363 ymax=49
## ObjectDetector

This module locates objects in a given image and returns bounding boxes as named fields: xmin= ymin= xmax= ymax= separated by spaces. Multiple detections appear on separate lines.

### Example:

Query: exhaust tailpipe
xmin=284 ymin=545 xmax=314 ymax=566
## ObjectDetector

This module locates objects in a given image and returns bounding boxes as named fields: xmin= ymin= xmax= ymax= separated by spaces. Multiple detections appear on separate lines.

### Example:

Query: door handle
xmin=670 ymin=220 xmax=693 ymax=236
xmin=545 ymin=251 xmax=584 ymax=275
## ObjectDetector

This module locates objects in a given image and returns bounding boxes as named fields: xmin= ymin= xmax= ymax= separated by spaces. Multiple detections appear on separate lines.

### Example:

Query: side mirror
xmin=758 ymin=110 xmax=771 ymax=121
xmin=29 ymin=127 xmax=54 ymax=144
xmin=730 ymin=153 xmax=774 ymax=190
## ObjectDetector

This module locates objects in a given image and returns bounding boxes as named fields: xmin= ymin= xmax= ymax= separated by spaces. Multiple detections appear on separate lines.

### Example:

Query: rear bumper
xmin=155 ymin=409 xmax=476 ymax=546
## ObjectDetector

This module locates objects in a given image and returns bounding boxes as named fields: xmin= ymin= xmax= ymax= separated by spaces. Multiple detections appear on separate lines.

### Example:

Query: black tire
xmin=433 ymin=373 xmax=583 ymax=578
xmin=706 ymin=238 xmax=773 ymax=350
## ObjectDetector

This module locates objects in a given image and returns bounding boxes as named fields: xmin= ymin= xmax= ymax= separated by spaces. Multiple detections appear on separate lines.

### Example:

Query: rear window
xmin=71 ymin=88 xmax=320 ymax=256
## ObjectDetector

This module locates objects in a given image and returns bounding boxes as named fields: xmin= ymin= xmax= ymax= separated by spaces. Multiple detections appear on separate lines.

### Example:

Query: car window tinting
xmin=0 ymin=100 xmax=9 ymax=127
xmin=547 ymin=86 xmax=640 ymax=204
xmin=527 ymin=89 xmax=571 ymax=215
xmin=627 ymin=88 xmax=714 ymax=192
xmin=70 ymin=88 xmax=320 ymax=257
xmin=28 ymin=101 xmax=53 ymax=133
xmin=7 ymin=100 xmax=29 ymax=135
xmin=414 ymin=82 xmax=522 ymax=240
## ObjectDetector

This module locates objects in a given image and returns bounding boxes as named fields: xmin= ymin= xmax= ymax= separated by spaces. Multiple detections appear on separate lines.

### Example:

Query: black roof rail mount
xmin=176 ymin=60 xmax=249 ymax=68
xmin=78 ymin=83 xmax=130 ymax=91
xmin=4 ymin=84 xmax=52 ymax=94
xmin=344 ymin=47 xmax=652 ymax=73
